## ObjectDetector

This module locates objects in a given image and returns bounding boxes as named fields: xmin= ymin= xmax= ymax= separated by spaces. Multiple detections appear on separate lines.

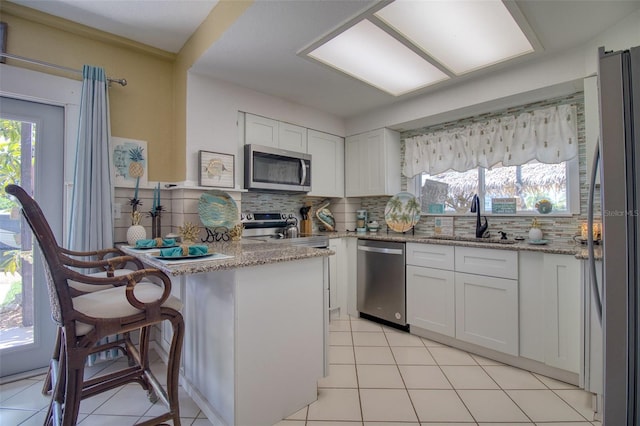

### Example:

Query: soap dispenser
xmin=528 ymin=218 xmax=543 ymax=241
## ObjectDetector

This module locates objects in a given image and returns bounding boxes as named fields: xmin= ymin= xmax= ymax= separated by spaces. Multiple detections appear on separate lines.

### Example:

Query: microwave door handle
xmin=300 ymin=159 xmax=307 ymax=185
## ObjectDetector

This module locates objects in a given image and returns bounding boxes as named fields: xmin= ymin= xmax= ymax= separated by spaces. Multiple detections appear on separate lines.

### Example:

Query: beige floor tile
xmin=391 ymin=346 xmax=436 ymax=365
xmin=441 ymin=365 xmax=500 ymax=389
xmin=329 ymin=345 xmax=356 ymax=364
xmin=363 ymin=422 xmax=419 ymax=426
xmin=13 ymin=410 xmax=49 ymax=426
xmin=319 ymin=364 xmax=358 ymax=388
xmin=354 ymin=346 xmax=396 ymax=364
xmin=76 ymin=414 xmax=143 ymax=425
xmin=554 ymin=389 xmax=597 ymax=421
xmin=532 ymin=423 xmax=593 ymax=426
xmin=274 ymin=421 xmax=305 ymax=426
xmin=351 ymin=320 xmax=384 ymax=332
xmin=385 ymin=331 xmax=425 ymax=347
xmin=408 ymin=389 xmax=474 ymax=422
xmin=398 ymin=365 xmax=451 ymax=389
xmin=329 ymin=320 xmax=351 ymax=332
xmin=420 ymin=337 xmax=445 ymax=347
xmin=360 ymin=389 xmax=418 ymax=422
xmin=470 ymin=353 xmax=503 ymax=365
xmin=330 ymin=331 xmax=353 ymax=346
xmin=483 ymin=365 xmax=547 ymax=389
xmin=0 ymin=380 xmax=50 ymax=411
xmin=285 ymin=406 xmax=307 ymax=420
xmin=357 ymin=364 xmax=404 ymax=388
xmin=457 ymin=389 xmax=530 ymax=422
xmin=308 ymin=422 xmax=362 ymax=426
xmin=422 ymin=423 xmax=478 ymax=426
xmin=479 ymin=423 xmax=532 ymax=426
xmin=533 ymin=373 xmax=580 ymax=389
xmin=506 ymin=389 xmax=587 ymax=422
xmin=93 ymin=384 xmax=154 ymax=416
xmin=191 ymin=418 xmax=215 ymax=426
xmin=352 ymin=332 xmax=388 ymax=347
xmin=307 ymin=388 xmax=362 ymax=422
xmin=428 ymin=346 xmax=478 ymax=365
xmin=0 ymin=408 xmax=38 ymax=425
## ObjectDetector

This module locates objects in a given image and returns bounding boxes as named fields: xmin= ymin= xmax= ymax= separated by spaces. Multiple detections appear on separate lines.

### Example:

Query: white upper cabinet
xmin=307 ymin=130 xmax=344 ymax=198
xmin=345 ymin=128 xmax=400 ymax=197
xmin=245 ymin=113 xmax=308 ymax=153
xmin=279 ymin=122 xmax=308 ymax=153
xmin=245 ymin=114 xmax=279 ymax=148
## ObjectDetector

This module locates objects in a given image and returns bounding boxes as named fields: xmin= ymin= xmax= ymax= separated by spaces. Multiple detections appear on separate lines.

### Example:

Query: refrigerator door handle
xmin=587 ymin=140 xmax=603 ymax=324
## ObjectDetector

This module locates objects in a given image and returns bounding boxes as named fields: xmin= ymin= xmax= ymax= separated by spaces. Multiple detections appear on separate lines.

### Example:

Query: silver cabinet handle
xmin=357 ymin=245 xmax=403 ymax=255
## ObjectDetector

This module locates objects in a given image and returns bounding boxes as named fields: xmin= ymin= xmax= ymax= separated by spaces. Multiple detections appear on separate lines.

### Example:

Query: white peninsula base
xmin=180 ymin=257 xmax=328 ymax=426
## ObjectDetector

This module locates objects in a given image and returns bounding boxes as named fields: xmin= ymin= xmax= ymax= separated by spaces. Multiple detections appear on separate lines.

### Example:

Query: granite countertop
xmin=120 ymin=240 xmax=332 ymax=276
xmin=316 ymin=231 xmax=603 ymax=260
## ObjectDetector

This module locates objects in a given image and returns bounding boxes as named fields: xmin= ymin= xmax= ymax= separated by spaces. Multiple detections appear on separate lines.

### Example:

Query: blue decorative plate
xmin=384 ymin=192 xmax=421 ymax=233
xmin=198 ymin=190 xmax=239 ymax=230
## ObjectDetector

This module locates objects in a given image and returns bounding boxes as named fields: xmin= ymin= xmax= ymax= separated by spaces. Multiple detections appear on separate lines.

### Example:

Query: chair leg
xmin=61 ymin=362 xmax=85 ymax=426
xmin=166 ymin=313 xmax=185 ymax=426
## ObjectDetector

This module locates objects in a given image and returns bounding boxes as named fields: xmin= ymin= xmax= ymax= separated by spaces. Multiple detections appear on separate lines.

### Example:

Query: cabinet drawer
xmin=455 ymin=246 xmax=518 ymax=279
xmin=407 ymin=243 xmax=454 ymax=270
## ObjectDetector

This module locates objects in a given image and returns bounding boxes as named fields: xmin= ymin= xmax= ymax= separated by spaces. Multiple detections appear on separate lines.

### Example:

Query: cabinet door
xmin=245 ymin=114 xmax=278 ymax=148
xmin=544 ymin=254 xmax=581 ymax=372
xmin=345 ymin=134 xmax=362 ymax=197
xmin=455 ymin=272 xmax=519 ymax=356
xmin=328 ymin=238 xmax=347 ymax=318
xmin=278 ymin=122 xmax=307 ymax=153
xmin=308 ymin=130 xmax=344 ymax=197
xmin=407 ymin=265 xmax=455 ymax=337
xmin=362 ymin=129 xmax=385 ymax=196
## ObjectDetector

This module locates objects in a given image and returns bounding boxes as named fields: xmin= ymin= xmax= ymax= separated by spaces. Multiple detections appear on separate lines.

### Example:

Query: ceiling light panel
xmin=308 ymin=19 xmax=449 ymax=96
xmin=375 ymin=0 xmax=534 ymax=75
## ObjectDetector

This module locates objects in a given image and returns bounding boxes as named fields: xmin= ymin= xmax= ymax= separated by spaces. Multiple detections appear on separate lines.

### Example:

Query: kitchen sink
xmin=429 ymin=235 xmax=517 ymax=244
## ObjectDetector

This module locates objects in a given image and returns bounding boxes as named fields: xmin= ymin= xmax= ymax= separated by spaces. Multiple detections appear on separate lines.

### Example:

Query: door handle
xmin=300 ymin=159 xmax=307 ymax=185
xmin=357 ymin=245 xmax=403 ymax=255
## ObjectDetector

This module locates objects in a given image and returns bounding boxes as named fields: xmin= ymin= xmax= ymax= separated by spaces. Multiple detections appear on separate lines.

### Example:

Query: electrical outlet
xmin=114 ymin=203 xmax=122 ymax=219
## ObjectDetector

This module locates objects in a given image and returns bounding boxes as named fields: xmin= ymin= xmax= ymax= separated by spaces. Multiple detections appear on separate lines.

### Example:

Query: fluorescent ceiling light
xmin=307 ymin=19 xmax=449 ymax=96
xmin=375 ymin=0 xmax=534 ymax=75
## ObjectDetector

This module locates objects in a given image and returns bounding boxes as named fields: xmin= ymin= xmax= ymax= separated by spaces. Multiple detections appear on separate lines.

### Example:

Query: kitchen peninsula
xmin=121 ymin=241 xmax=331 ymax=426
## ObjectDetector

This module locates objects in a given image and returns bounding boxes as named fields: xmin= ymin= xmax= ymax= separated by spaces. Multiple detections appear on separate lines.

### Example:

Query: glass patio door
xmin=0 ymin=96 xmax=64 ymax=377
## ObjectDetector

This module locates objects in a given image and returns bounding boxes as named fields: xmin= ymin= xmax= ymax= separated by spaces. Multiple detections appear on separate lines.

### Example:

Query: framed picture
xmin=199 ymin=150 xmax=235 ymax=188
xmin=111 ymin=137 xmax=148 ymax=188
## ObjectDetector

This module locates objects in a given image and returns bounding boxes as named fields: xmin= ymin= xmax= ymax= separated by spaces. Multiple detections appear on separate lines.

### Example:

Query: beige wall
xmin=0 ymin=1 xmax=176 ymax=181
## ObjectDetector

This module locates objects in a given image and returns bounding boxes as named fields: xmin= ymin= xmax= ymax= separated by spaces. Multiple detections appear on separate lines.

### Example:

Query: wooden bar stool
xmin=5 ymin=184 xmax=184 ymax=426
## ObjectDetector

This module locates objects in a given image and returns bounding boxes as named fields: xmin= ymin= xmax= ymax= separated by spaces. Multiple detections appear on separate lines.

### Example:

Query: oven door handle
xmin=300 ymin=159 xmax=307 ymax=185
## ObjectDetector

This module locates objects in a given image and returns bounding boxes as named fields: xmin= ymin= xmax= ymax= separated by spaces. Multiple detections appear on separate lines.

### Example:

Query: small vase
xmin=127 ymin=224 xmax=147 ymax=245
xmin=152 ymin=215 xmax=162 ymax=239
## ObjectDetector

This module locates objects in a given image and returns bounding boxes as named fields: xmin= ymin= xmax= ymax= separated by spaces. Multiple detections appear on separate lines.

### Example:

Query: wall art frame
xmin=111 ymin=137 xmax=148 ymax=188
xmin=199 ymin=150 xmax=235 ymax=188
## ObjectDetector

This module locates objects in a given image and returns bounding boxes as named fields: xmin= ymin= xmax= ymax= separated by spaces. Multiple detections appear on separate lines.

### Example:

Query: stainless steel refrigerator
xmin=596 ymin=45 xmax=639 ymax=426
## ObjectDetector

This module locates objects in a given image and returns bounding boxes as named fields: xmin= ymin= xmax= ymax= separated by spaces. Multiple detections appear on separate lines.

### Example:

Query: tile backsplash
xmin=119 ymin=91 xmax=597 ymax=246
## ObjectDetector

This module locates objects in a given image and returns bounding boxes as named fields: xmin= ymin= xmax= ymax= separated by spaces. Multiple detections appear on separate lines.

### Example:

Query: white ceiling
xmin=9 ymin=0 xmax=640 ymax=118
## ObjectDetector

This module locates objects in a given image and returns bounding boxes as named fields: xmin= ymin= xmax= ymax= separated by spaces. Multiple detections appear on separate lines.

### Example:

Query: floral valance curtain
xmin=403 ymin=104 xmax=578 ymax=177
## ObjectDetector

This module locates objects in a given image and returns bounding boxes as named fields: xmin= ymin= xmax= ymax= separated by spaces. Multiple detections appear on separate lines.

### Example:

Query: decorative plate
xmin=154 ymin=253 xmax=214 ymax=260
xmin=198 ymin=190 xmax=239 ymax=230
xmin=384 ymin=192 xmax=421 ymax=233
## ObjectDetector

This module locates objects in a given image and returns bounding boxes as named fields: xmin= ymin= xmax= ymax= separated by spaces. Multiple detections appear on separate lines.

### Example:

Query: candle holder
xmin=152 ymin=214 xmax=162 ymax=239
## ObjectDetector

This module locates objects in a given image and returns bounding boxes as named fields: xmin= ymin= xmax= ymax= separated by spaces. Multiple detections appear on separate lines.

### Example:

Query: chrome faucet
xmin=470 ymin=194 xmax=489 ymax=238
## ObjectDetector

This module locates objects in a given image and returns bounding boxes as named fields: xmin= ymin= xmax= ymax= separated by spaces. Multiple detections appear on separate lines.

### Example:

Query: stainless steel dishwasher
xmin=357 ymin=239 xmax=406 ymax=326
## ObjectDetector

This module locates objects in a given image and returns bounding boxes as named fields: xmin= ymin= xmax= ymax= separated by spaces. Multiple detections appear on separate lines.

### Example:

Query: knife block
xmin=301 ymin=219 xmax=312 ymax=236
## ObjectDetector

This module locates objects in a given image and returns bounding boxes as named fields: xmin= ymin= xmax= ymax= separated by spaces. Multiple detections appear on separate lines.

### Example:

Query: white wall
xmin=185 ymin=72 xmax=346 ymax=187
xmin=345 ymin=10 xmax=640 ymax=136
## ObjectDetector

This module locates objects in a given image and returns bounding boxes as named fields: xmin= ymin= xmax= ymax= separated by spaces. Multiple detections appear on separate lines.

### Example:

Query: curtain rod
xmin=0 ymin=52 xmax=127 ymax=86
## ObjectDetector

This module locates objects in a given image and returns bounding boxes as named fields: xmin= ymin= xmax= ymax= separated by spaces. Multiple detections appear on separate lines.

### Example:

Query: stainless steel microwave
xmin=244 ymin=144 xmax=311 ymax=192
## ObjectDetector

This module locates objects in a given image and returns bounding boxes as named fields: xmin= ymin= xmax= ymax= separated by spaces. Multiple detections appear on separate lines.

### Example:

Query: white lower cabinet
xmin=543 ymin=254 xmax=581 ymax=372
xmin=328 ymin=238 xmax=347 ymax=317
xmin=407 ymin=265 xmax=455 ymax=337
xmin=455 ymin=272 xmax=519 ymax=356
xmin=519 ymin=252 xmax=581 ymax=373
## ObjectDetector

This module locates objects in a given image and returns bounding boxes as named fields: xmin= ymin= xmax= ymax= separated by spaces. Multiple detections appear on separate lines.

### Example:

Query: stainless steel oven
xmin=244 ymin=144 xmax=311 ymax=192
